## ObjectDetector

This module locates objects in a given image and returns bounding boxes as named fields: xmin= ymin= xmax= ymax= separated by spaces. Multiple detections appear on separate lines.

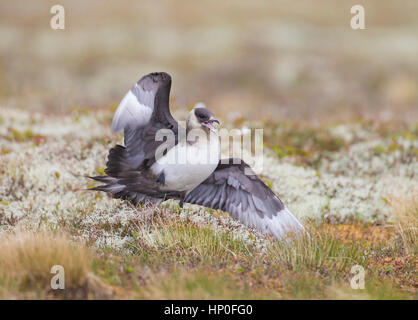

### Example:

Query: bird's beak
xmin=202 ymin=117 xmax=220 ymax=133
xmin=210 ymin=117 xmax=220 ymax=125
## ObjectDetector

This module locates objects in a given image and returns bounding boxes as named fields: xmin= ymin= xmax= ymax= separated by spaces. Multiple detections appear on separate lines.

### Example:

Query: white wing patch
xmin=243 ymin=205 xmax=306 ymax=240
xmin=112 ymin=84 xmax=154 ymax=132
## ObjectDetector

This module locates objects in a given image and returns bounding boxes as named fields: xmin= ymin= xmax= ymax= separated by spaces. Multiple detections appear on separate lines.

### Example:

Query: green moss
xmin=5 ymin=127 xmax=45 ymax=145
xmin=374 ymin=145 xmax=385 ymax=154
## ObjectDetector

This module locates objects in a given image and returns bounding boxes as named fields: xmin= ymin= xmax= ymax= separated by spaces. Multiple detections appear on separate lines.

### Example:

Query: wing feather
xmin=111 ymin=72 xmax=181 ymax=168
xmin=112 ymin=84 xmax=154 ymax=132
xmin=185 ymin=159 xmax=306 ymax=240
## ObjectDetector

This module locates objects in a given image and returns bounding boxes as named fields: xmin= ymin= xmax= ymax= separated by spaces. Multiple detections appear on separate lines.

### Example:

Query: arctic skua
xmin=90 ymin=72 xmax=306 ymax=240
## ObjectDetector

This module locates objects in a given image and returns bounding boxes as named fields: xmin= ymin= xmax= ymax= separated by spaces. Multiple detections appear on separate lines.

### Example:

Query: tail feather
xmin=89 ymin=144 xmax=161 ymax=205
xmin=104 ymin=144 xmax=132 ymax=177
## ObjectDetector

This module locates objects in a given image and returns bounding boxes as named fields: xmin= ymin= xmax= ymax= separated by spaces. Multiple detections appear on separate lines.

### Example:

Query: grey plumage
xmin=90 ymin=72 xmax=306 ymax=241
xmin=90 ymin=145 xmax=183 ymax=205
xmin=184 ymin=159 xmax=305 ymax=240
xmin=112 ymin=72 xmax=180 ymax=169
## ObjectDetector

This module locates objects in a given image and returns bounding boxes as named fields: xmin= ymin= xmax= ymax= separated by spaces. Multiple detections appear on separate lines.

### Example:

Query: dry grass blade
xmin=389 ymin=195 xmax=418 ymax=255
xmin=0 ymin=229 xmax=91 ymax=298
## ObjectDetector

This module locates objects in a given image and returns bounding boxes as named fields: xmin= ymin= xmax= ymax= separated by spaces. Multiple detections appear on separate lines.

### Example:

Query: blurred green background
xmin=0 ymin=0 xmax=417 ymax=122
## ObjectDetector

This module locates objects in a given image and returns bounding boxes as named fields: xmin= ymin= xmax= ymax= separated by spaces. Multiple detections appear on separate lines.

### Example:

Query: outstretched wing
xmin=112 ymin=72 xmax=180 ymax=168
xmin=184 ymin=159 xmax=306 ymax=240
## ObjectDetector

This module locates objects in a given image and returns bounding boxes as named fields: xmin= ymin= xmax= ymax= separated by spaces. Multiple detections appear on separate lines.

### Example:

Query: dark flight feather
xmin=184 ymin=158 xmax=305 ymax=240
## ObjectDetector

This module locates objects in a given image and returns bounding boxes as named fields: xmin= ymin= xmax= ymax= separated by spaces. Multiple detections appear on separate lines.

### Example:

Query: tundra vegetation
xmin=0 ymin=0 xmax=417 ymax=299
xmin=0 ymin=107 xmax=416 ymax=299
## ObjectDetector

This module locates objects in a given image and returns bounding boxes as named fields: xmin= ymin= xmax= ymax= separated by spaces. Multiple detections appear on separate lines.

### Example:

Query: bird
xmin=90 ymin=72 xmax=306 ymax=240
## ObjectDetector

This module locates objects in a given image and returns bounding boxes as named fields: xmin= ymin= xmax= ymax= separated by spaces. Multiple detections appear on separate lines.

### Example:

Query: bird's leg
xmin=178 ymin=193 xmax=186 ymax=214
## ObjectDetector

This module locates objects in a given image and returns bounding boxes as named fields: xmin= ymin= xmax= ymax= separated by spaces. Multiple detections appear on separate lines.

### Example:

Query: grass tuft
xmin=389 ymin=195 xmax=418 ymax=256
xmin=0 ymin=229 xmax=91 ymax=298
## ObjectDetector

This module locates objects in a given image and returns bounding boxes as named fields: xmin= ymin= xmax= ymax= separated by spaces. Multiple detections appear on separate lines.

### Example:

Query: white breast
xmin=151 ymin=133 xmax=220 ymax=192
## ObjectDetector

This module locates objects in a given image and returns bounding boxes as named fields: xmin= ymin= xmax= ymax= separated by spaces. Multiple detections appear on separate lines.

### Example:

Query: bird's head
xmin=187 ymin=103 xmax=220 ymax=134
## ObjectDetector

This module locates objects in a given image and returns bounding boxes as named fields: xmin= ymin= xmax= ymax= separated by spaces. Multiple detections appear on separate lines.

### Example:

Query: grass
xmin=0 ymin=201 xmax=416 ymax=299
xmin=0 ymin=0 xmax=417 ymax=300
xmin=0 ymin=229 xmax=91 ymax=299
xmin=389 ymin=196 xmax=417 ymax=256
xmin=106 ymin=209 xmax=417 ymax=299
xmin=93 ymin=205 xmax=416 ymax=299
xmin=0 ymin=107 xmax=416 ymax=299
